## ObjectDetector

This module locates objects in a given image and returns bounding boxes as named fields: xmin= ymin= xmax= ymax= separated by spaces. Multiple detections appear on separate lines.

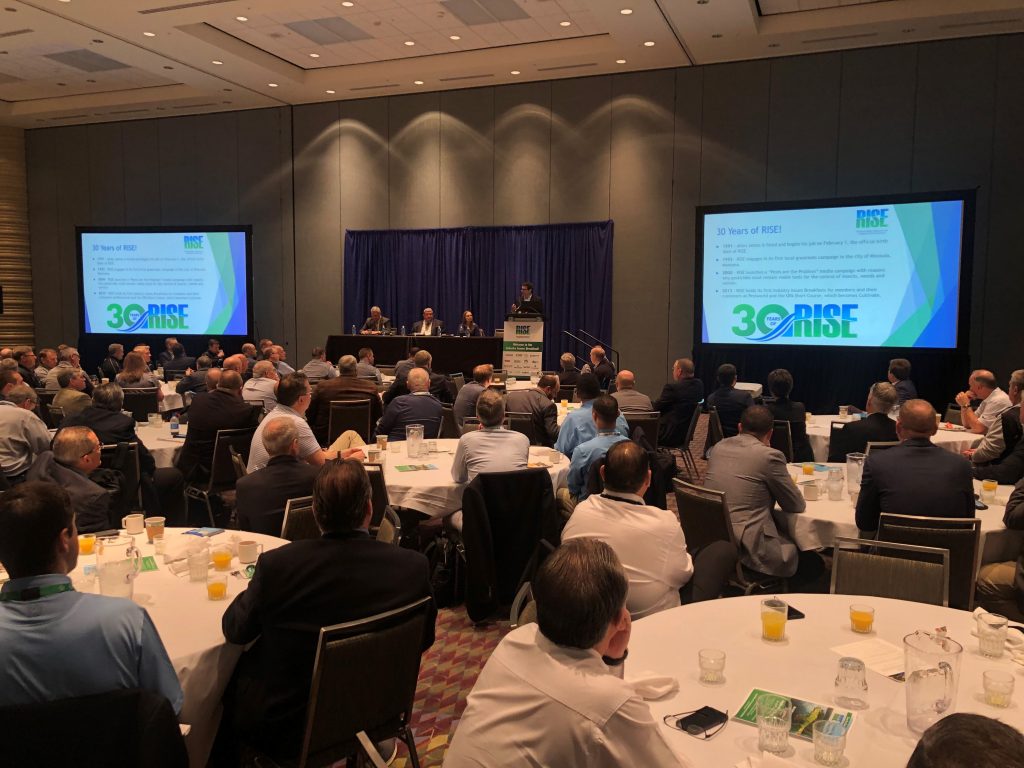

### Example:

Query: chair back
xmin=831 ymin=536 xmax=949 ymax=606
xmin=100 ymin=442 xmax=143 ymax=512
xmin=460 ymin=416 xmax=510 ymax=436
xmin=769 ymin=420 xmax=794 ymax=462
xmin=672 ymin=478 xmax=738 ymax=551
xmin=378 ymin=365 xmax=396 ymax=377
xmin=47 ymin=405 xmax=66 ymax=428
xmin=557 ymin=384 xmax=576 ymax=402
xmin=828 ymin=420 xmax=847 ymax=453
xmin=450 ymin=372 xmax=465 ymax=394
xmin=439 ymin=405 xmax=459 ymax=439
xmin=375 ymin=507 xmax=402 ymax=546
xmin=876 ymin=514 xmax=981 ymax=610
xmin=0 ymin=688 xmax=187 ymax=767
xmin=204 ymin=427 xmax=256 ymax=493
xmin=228 ymin=445 xmax=248 ymax=480
xmin=122 ymin=388 xmax=160 ymax=422
xmin=943 ymin=404 xmax=962 ymax=425
xmin=299 ymin=597 xmax=432 ymax=768
xmin=329 ymin=398 xmax=372 ymax=444
xmin=624 ymin=411 xmax=660 ymax=450
xmin=365 ymin=463 xmax=390 ymax=528
xmin=35 ymin=388 xmax=58 ymax=428
xmin=491 ymin=370 xmax=507 ymax=384
xmin=281 ymin=495 xmax=318 ymax=541
xmin=507 ymin=411 xmax=541 ymax=445
xmin=706 ymin=407 xmax=725 ymax=449
xmin=682 ymin=404 xmax=701 ymax=449
xmin=865 ymin=441 xmax=900 ymax=456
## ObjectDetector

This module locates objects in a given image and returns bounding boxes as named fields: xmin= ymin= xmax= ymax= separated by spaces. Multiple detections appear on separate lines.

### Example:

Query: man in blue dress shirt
xmin=554 ymin=374 xmax=629 ymax=458
xmin=0 ymin=482 xmax=182 ymax=713
xmin=559 ymin=396 xmax=630 ymax=515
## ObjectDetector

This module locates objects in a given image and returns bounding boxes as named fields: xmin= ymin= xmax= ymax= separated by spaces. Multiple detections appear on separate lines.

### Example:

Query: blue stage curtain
xmin=343 ymin=222 xmax=613 ymax=370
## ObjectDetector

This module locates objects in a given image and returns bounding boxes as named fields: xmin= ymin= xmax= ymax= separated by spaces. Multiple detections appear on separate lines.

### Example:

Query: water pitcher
xmin=904 ymin=631 xmax=962 ymax=733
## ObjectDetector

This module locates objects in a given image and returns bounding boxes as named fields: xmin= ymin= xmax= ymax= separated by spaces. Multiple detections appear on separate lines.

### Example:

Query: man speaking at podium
xmin=511 ymin=281 xmax=544 ymax=319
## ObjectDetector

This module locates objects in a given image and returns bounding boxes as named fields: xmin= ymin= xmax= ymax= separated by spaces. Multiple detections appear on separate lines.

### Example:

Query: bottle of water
xmin=400 ymin=324 xmax=406 ymax=336
xmin=350 ymin=324 xmax=356 ymax=335
xmin=170 ymin=413 xmax=180 ymax=437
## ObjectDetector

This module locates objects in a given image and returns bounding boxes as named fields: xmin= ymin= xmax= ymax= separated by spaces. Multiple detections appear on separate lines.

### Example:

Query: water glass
xmin=846 ymin=452 xmax=865 ymax=489
xmin=838 ymin=405 xmax=849 ymax=419
xmin=826 ymin=468 xmax=844 ymax=501
xmin=834 ymin=657 xmax=868 ymax=709
xmin=813 ymin=720 xmax=846 ymax=765
xmin=756 ymin=694 xmax=793 ymax=753
xmin=406 ymin=424 xmax=424 ymax=458
xmin=152 ymin=535 xmax=165 ymax=556
xmin=761 ymin=598 xmax=788 ymax=642
xmin=148 ymin=413 xmax=162 ymax=427
xmin=983 ymin=669 xmax=1014 ymax=708
xmin=188 ymin=549 xmax=209 ymax=582
xmin=698 ymin=648 xmax=726 ymax=684
xmin=977 ymin=612 xmax=1008 ymax=658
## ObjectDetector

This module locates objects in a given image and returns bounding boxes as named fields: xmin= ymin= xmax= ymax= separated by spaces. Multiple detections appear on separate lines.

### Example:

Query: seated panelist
xmin=412 ymin=307 xmax=443 ymax=336
xmin=360 ymin=306 xmax=391 ymax=335
xmin=457 ymin=310 xmax=485 ymax=337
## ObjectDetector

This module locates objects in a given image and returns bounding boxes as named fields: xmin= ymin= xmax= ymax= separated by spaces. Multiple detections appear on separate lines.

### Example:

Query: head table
xmin=630 ymin=593 xmax=1024 ymax=767
xmin=69 ymin=528 xmax=288 ymax=767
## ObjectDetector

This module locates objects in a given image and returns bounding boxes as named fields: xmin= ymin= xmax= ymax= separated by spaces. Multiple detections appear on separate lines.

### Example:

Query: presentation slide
xmin=80 ymin=230 xmax=250 ymax=336
xmin=700 ymin=199 xmax=965 ymax=348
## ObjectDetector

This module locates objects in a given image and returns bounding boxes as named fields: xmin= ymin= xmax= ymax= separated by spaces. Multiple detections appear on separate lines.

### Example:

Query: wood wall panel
xmin=0 ymin=127 xmax=35 ymax=346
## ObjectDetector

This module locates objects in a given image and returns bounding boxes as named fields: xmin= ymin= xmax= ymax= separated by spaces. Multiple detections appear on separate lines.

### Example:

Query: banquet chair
xmin=557 ymin=384 xmax=576 ymax=402
xmin=365 ymin=463 xmax=390 ymax=529
xmin=672 ymin=478 xmax=786 ymax=595
xmin=123 ymin=388 xmax=160 ymax=422
xmin=875 ymin=514 xmax=981 ymax=610
xmin=248 ymin=597 xmax=432 ymax=768
xmin=460 ymin=416 xmax=510 ymax=436
xmin=184 ymin=427 xmax=255 ymax=527
xmin=507 ymin=411 xmax=542 ymax=445
xmin=101 ymin=442 xmax=143 ymax=512
xmin=831 ymin=537 xmax=949 ymax=607
xmin=0 ymin=688 xmax=187 ymax=768
xmin=450 ymin=372 xmax=465 ymax=394
xmin=943 ymin=404 xmax=962 ymax=425
xmin=35 ymin=388 xmax=58 ymax=428
xmin=491 ymin=370 xmax=507 ymax=384
xmin=865 ymin=441 xmax=900 ymax=456
xmin=769 ymin=420 xmax=794 ymax=463
xmin=439 ymin=406 xmax=460 ymax=439
xmin=281 ymin=495 xmax=318 ymax=541
xmin=678 ymin=406 xmax=703 ymax=481
xmin=703 ymin=407 xmax=725 ymax=457
xmin=229 ymin=445 xmax=248 ymax=480
xmin=328 ymin=398 xmax=372 ymax=444
xmin=377 ymin=365 xmax=396 ymax=377
xmin=375 ymin=507 xmax=402 ymax=546
xmin=47 ymin=405 xmax=66 ymax=428
xmin=624 ymin=411 xmax=660 ymax=450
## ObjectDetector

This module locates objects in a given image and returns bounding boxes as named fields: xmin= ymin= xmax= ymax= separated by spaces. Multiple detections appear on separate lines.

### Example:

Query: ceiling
xmin=1 ymin=0 xmax=1021 ymax=128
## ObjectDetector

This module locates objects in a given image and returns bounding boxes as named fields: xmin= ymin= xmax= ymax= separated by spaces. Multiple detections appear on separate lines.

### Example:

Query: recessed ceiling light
xmin=326 ymin=89 xmax=336 ymax=94
xmin=143 ymin=31 xmax=156 ymax=37
xmin=268 ymin=82 xmax=278 ymax=87
xmin=236 ymin=16 xmax=248 ymax=22
xmin=559 ymin=20 xmax=571 ymax=27
xmin=616 ymin=59 xmax=626 ymax=64
xmin=510 ymin=70 xmax=520 ymax=75
xmin=413 ymin=80 xmax=424 ymax=85
xmin=342 ymin=1 xmax=354 ymax=5
xmin=212 ymin=60 xmax=223 ymax=65
xmin=404 ymin=40 xmax=415 ymax=46
xmin=450 ymin=35 xmax=461 ymax=41
xmin=620 ymin=8 xmax=633 ymax=14
xmin=643 ymin=40 xmax=655 ymax=46
xmin=309 ymin=53 xmax=320 ymax=58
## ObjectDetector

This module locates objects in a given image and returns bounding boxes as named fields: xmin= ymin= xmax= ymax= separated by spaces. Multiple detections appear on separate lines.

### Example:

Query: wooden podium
xmin=502 ymin=314 xmax=544 ymax=376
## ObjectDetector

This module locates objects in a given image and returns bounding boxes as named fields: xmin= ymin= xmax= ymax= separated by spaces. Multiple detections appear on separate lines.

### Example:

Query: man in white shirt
xmin=956 ymin=370 xmax=1012 ymax=435
xmin=445 ymin=538 xmax=691 ymax=767
xmin=0 ymin=385 xmax=52 ymax=482
xmin=451 ymin=390 xmax=529 ymax=485
xmin=299 ymin=347 xmax=338 ymax=380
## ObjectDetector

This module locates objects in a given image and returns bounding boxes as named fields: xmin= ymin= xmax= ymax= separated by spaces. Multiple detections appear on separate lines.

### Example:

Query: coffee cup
xmin=122 ymin=513 xmax=145 ymax=535
xmin=238 ymin=540 xmax=264 ymax=565
xmin=802 ymin=482 xmax=819 ymax=501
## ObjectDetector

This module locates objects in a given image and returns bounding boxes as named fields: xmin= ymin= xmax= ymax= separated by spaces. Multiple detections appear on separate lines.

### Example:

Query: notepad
xmin=140 ymin=556 xmax=158 ymax=572
xmin=831 ymin=638 xmax=904 ymax=679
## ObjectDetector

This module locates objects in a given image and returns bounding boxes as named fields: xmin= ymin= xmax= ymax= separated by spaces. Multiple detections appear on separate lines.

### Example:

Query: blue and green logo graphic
xmin=732 ymin=303 xmax=858 ymax=342
xmin=106 ymin=303 xmax=189 ymax=332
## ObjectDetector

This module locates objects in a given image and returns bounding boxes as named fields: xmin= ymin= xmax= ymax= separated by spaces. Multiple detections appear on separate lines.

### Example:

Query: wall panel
xmin=440 ymin=88 xmax=494 ymax=227
xmin=494 ymin=82 xmax=551 ymax=226
xmin=389 ymin=93 xmax=441 ymax=229
xmin=550 ymin=76 xmax=612 ymax=223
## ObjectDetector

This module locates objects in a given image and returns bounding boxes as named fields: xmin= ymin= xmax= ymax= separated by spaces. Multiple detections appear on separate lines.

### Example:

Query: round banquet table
xmin=159 ymin=381 xmax=184 ymax=413
xmin=136 ymin=421 xmax=187 ymax=468
xmin=782 ymin=463 xmax=1023 ymax=565
xmin=378 ymin=438 xmax=569 ymax=518
xmin=630 ymin=593 xmax=1024 ymax=767
xmin=69 ymin=528 xmax=287 ymax=768
xmin=806 ymin=414 xmax=980 ymax=463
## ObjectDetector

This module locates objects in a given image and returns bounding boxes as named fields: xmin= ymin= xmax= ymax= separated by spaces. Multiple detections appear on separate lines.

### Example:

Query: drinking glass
xmin=761 ymin=598 xmax=787 ymax=642
xmin=801 ymin=462 xmax=815 ymax=476
xmin=153 ymin=535 xmax=166 ymax=556
xmin=698 ymin=649 xmax=726 ymax=684
xmin=826 ymin=468 xmax=844 ymax=501
xmin=983 ymin=669 xmax=1014 ymax=708
xmin=206 ymin=573 xmax=228 ymax=601
xmin=838 ymin=405 xmax=849 ymax=419
xmin=78 ymin=533 xmax=96 ymax=556
xmin=188 ymin=549 xmax=209 ymax=582
xmin=846 ymin=452 xmax=865 ymax=489
xmin=144 ymin=516 xmax=165 ymax=544
xmin=756 ymin=694 xmax=792 ymax=753
xmin=813 ymin=720 xmax=846 ymax=766
xmin=977 ymin=613 xmax=1008 ymax=658
xmin=849 ymin=604 xmax=874 ymax=633
xmin=981 ymin=479 xmax=998 ymax=503
xmin=211 ymin=546 xmax=233 ymax=572
xmin=148 ymin=413 xmax=162 ymax=428
xmin=406 ymin=424 xmax=424 ymax=458
xmin=834 ymin=657 xmax=868 ymax=709
xmin=376 ymin=435 xmax=388 ymax=451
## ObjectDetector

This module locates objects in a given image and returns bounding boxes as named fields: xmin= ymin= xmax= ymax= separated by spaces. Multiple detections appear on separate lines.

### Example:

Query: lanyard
xmin=0 ymin=583 xmax=75 ymax=602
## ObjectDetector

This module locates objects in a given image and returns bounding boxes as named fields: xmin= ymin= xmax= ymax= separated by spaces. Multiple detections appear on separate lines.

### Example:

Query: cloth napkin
xmin=734 ymin=752 xmax=802 ymax=768
xmin=625 ymin=671 xmax=678 ymax=700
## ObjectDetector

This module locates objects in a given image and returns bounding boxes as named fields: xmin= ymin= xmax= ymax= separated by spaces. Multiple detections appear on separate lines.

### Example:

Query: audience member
xmin=222 ymin=459 xmax=435 ymax=760
xmin=828 ymin=382 xmax=899 ymax=462
xmin=888 ymin=357 xmax=917 ymax=403
xmin=132 ymin=344 xmax=153 ymax=369
xmin=445 ymin=538 xmax=688 ymax=766
xmin=242 ymin=359 xmax=279 ymax=410
xmin=99 ymin=343 xmax=124 ymax=381
xmin=956 ymin=369 xmax=1012 ymax=436
xmin=906 ymin=713 xmax=1024 ymax=768
xmin=241 ymin=343 xmax=258 ymax=374
xmin=383 ymin=349 xmax=453 ymax=406
xmin=611 ymin=370 xmax=653 ymax=413
xmin=13 ymin=346 xmax=39 ymax=389
xmin=0 ymin=385 xmax=51 ymax=483
xmin=117 ymin=351 xmax=164 ymax=404
xmin=975 ymin=403 xmax=1024 ymax=486
xmin=268 ymin=345 xmax=295 ymax=376
xmin=162 ymin=343 xmax=195 ymax=381
xmin=706 ymin=363 xmax=754 ymax=438
xmin=558 ymin=352 xmax=580 ymax=388
xmin=300 ymin=346 xmax=337 ymax=381
xmin=586 ymin=346 xmax=616 ymax=389
xmin=561 ymin=395 xmax=629 ymax=509
xmin=976 ymin=471 xmax=1024 ymax=621
xmin=34 ymin=348 xmax=57 ymax=382
xmin=356 ymin=347 xmax=382 ymax=384
xmin=0 ymin=482 xmax=182 ymax=712
xmin=375 ymin=368 xmax=443 ymax=441
xmin=175 ymin=354 xmax=213 ymax=396
xmin=222 ymin=353 xmax=248 ymax=379
xmin=27 ymin=427 xmax=115 ymax=533
xmin=554 ymin=374 xmax=629 ymax=458
xmin=235 ymin=418 xmax=320 ymax=536
xmin=968 ymin=369 xmax=1024 ymax=464
xmin=653 ymin=358 xmax=704 ymax=448
xmin=206 ymin=339 xmax=225 ymax=365
xmin=856 ymin=399 xmax=975 ymax=531
xmin=451 ymin=390 xmax=529 ymax=485
xmin=177 ymin=371 xmax=260 ymax=481
xmin=306 ymin=355 xmax=381 ymax=445
xmin=705 ymin=406 xmax=816 ymax=580
xmin=247 ymin=373 xmax=364 ymax=473
xmin=411 ymin=307 xmax=442 ymax=336
xmin=360 ymin=305 xmax=391 ymax=334
xmin=0 ymin=367 xmax=23 ymax=399
xmin=453 ymin=363 xmax=492 ymax=427
xmin=394 ymin=347 xmax=418 ymax=381
xmin=52 ymin=368 xmax=91 ymax=418
xmin=506 ymin=372 xmax=560 ymax=447
xmin=44 ymin=347 xmax=92 ymax=395
xmin=157 ymin=337 xmax=179 ymax=366
xmin=763 ymin=368 xmax=814 ymax=462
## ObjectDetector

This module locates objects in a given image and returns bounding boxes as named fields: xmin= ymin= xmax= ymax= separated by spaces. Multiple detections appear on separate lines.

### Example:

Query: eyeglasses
xmin=82 ymin=443 xmax=101 ymax=458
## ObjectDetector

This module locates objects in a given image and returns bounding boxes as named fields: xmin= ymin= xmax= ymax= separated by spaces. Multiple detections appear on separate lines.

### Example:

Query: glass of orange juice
xmin=761 ymin=598 xmax=787 ymax=642
xmin=78 ymin=533 xmax=96 ymax=556
xmin=206 ymin=573 xmax=228 ymax=601
xmin=801 ymin=462 xmax=815 ymax=476
xmin=850 ymin=604 xmax=874 ymax=633
xmin=211 ymin=546 xmax=232 ymax=572
xmin=981 ymin=479 xmax=998 ymax=503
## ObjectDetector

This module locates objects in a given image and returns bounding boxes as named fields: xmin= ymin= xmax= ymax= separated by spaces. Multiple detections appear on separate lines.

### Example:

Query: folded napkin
xmin=625 ymin=671 xmax=678 ymax=700
xmin=734 ymin=752 xmax=802 ymax=768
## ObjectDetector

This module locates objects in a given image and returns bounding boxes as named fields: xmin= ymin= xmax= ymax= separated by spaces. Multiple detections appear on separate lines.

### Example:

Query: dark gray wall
xmin=26 ymin=35 xmax=1024 ymax=394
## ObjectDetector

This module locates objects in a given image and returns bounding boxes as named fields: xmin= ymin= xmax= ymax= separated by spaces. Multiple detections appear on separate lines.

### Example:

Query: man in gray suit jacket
xmin=703 ymin=405 xmax=807 ymax=579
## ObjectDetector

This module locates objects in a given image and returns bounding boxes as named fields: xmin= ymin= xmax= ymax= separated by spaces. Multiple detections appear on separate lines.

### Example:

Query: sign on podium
xmin=502 ymin=315 xmax=543 ymax=376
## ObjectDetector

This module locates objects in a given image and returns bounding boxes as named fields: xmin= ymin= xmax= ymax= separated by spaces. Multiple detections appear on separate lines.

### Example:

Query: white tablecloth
xmin=806 ymin=414 xmax=980 ymax=462
xmin=136 ymin=422 xmax=187 ymax=468
xmin=159 ymin=381 xmax=184 ymax=413
xmin=70 ymin=528 xmax=288 ymax=767
xmin=783 ymin=463 xmax=1022 ymax=564
xmin=630 ymin=593 xmax=1024 ymax=768
xmin=378 ymin=438 xmax=568 ymax=518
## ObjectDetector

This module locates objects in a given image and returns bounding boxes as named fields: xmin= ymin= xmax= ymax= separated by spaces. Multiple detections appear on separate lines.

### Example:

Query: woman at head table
xmin=457 ymin=311 xmax=485 ymax=337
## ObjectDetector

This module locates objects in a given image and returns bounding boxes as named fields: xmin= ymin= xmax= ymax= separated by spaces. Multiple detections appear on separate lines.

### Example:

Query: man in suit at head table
xmin=411 ymin=307 xmax=443 ymax=337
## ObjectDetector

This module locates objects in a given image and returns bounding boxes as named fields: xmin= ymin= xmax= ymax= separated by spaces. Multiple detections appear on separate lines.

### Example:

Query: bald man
xmin=855 ymin=399 xmax=975 ymax=531
xmin=955 ymin=370 xmax=1012 ymax=435
xmin=610 ymin=371 xmax=653 ymax=413
xmin=374 ymin=367 xmax=443 ymax=441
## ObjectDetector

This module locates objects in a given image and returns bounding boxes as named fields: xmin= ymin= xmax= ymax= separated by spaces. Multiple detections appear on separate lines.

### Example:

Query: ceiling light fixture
xmin=643 ymin=40 xmax=655 ymax=46
xmin=620 ymin=8 xmax=633 ymax=14
xmin=510 ymin=70 xmax=520 ymax=75
xmin=326 ymin=89 xmax=336 ymax=94
xmin=404 ymin=40 xmax=415 ymax=46
xmin=559 ymin=21 xmax=571 ymax=27
xmin=212 ymin=60 xmax=223 ymax=65
xmin=143 ymin=31 xmax=156 ymax=37
xmin=616 ymin=59 xmax=626 ymax=64
xmin=309 ymin=53 xmax=320 ymax=58
xmin=268 ymin=82 xmax=278 ymax=87
xmin=450 ymin=35 xmax=461 ymax=40
xmin=342 ymin=1 xmax=354 ymax=5
xmin=413 ymin=80 xmax=424 ymax=85
xmin=236 ymin=16 xmax=248 ymax=22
